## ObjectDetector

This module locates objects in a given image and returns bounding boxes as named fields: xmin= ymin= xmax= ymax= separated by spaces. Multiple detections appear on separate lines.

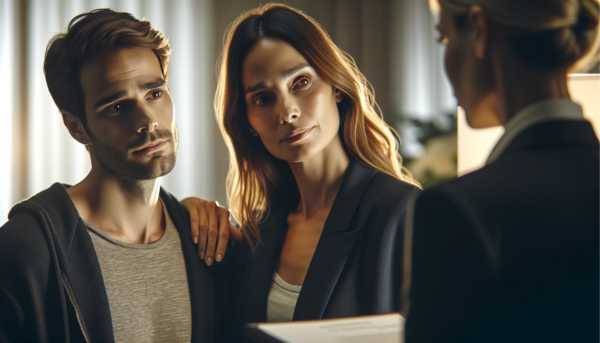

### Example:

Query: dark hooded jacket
xmin=0 ymin=183 xmax=217 ymax=342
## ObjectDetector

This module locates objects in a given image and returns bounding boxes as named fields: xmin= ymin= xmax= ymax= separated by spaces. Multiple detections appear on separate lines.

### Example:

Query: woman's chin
xmin=462 ymin=101 xmax=503 ymax=129
xmin=464 ymin=104 xmax=504 ymax=129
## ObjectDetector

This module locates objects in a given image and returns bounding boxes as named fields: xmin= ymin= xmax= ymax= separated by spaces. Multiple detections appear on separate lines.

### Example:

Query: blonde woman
xmin=405 ymin=0 xmax=599 ymax=342
xmin=183 ymin=3 xmax=420 ymax=341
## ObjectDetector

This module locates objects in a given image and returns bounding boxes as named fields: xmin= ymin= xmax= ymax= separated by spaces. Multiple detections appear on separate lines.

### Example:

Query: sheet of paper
xmin=253 ymin=313 xmax=404 ymax=343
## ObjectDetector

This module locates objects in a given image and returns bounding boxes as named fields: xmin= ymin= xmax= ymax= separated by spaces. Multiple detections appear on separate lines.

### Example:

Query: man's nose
xmin=135 ymin=103 xmax=158 ymax=133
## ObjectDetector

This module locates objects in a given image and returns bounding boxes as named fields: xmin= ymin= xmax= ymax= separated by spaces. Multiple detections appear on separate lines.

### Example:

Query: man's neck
xmin=67 ymin=167 xmax=165 ymax=244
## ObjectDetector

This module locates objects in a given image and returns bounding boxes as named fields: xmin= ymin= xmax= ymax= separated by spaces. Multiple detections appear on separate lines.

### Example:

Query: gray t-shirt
xmin=86 ymin=202 xmax=192 ymax=342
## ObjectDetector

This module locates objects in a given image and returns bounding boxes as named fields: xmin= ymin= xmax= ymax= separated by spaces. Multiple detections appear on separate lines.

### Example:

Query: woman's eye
xmin=293 ymin=77 xmax=311 ymax=90
xmin=253 ymin=94 xmax=272 ymax=107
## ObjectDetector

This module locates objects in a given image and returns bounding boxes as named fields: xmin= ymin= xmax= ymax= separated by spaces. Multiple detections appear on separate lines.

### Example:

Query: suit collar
xmin=242 ymin=158 xmax=379 ymax=322
xmin=487 ymin=100 xmax=586 ymax=164
xmin=497 ymin=120 xmax=598 ymax=162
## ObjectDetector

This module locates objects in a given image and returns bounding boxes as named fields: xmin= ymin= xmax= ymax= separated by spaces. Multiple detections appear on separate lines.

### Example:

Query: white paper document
xmin=246 ymin=313 xmax=404 ymax=343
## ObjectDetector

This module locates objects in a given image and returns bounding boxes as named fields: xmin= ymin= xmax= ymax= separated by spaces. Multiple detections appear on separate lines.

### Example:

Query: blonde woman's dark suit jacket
xmin=405 ymin=120 xmax=599 ymax=343
xmin=216 ymin=158 xmax=421 ymax=342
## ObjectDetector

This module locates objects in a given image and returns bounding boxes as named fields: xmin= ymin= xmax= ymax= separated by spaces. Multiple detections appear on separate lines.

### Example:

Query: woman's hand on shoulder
xmin=180 ymin=197 xmax=243 ymax=266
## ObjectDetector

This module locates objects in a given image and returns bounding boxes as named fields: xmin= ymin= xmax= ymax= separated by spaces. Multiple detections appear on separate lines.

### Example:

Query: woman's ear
xmin=468 ymin=5 xmax=490 ymax=60
xmin=61 ymin=110 xmax=91 ymax=145
xmin=334 ymin=88 xmax=344 ymax=103
xmin=249 ymin=127 xmax=258 ymax=137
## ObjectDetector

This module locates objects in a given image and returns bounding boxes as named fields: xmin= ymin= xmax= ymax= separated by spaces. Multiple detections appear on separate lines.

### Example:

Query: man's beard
xmin=87 ymin=126 xmax=179 ymax=180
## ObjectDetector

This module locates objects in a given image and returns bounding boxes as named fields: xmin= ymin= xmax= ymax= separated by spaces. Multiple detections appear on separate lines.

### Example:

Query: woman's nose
xmin=279 ymin=96 xmax=301 ymax=124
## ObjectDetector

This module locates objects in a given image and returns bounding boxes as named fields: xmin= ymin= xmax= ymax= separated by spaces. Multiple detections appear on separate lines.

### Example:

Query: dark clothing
xmin=0 ymin=183 xmax=216 ymax=342
xmin=405 ymin=120 xmax=600 ymax=342
xmin=218 ymin=158 xmax=421 ymax=342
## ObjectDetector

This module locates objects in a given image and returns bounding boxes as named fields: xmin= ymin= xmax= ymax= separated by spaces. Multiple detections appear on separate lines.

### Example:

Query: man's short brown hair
xmin=44 ymin=8 xmax=171 ymax=126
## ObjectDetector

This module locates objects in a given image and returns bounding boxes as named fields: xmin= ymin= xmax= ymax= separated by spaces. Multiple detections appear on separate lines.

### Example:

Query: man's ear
xmin=468 ymin=5 xmax=490 ymax=60
xmin=61 ymin=110 xmax=91 ymax=145
xmin=334 ymin=88 xmax=344 ymax=103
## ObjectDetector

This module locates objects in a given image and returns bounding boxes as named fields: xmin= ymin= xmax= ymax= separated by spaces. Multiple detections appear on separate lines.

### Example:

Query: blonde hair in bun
xmin=437 ymin=0 xmax=600 ymax=71
xmin=573 ymin=0 xmax=600 ymax=72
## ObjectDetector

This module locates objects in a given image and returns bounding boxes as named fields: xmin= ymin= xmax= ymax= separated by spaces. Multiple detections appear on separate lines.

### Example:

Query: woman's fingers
xmin=204 ymin=201 xmax=219 ymax=266
xmin=182 ymin=198 xmax=201 ymax=244
xmin=215 ymin=207 xmax=231 ymax=262
xmin=181 ymin=197 xmax=239 ymax=265
xmin=197 ymin=203 xmax=209 ymax=260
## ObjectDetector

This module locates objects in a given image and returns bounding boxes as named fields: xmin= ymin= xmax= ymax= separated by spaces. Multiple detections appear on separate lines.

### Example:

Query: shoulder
xmin=0 ymin=184 xmax=78 ymax=274
xmin=0 ymin=212 xmax=47 ymax=246
xmin=350 ymin=172 xmax=422 ymax=237
xmin=369 ymin=172 xmax=422 ymax=195
xmin=417 ymin=163 xmax=510 ymax=210
xmin=362 ymin=172 xmax=422 ymax=212
xmin=0 ymin=190 xmax=56 ymax=254
xmin=413 ymin=176 xmax=484 ymax=228
xmin=159 ymin=188 xmax=191 ymax=227
xmin=411 ymin=178 xmax=498 ymax=265
xmin=410 ymin=182 xmax=496 ymax=275
xmin=414 ymin=182 xmax=466 ymax=219
xmin=0 ymin=213 xmax=53 ymax=287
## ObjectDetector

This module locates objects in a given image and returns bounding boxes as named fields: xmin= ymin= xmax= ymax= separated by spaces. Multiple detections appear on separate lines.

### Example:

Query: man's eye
xmin=108 ymin=103 xmax=125 ymax=113
xmin=150 ymin=90 xmax=163 ymax=99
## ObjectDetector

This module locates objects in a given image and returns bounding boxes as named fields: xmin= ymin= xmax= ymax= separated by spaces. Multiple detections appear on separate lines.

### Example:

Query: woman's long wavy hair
xmin=215 ymin=3 xmax=420 ymax=247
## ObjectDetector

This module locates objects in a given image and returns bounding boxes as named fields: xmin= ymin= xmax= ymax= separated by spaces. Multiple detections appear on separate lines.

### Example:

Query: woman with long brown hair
xmin=183 ymin=3 xmax=420 ymax=341
xmin=405 ymin=0 xmax=599 ymax=341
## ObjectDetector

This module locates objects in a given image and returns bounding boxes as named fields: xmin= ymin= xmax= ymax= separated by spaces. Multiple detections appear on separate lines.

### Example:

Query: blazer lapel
xmin=243 ymin=210 xmax=290 ymax=323
xmin=293 ymin=159 xmax=378 ymax=320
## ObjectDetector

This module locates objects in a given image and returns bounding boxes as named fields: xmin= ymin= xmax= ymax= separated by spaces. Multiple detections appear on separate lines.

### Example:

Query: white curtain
xmin=389 ymin=0 xmax=456 ymax=159
xmin=0 ymin=0 xmax=216 ymax=223
xmin=391 ymin=0 xmax=455 ymax=121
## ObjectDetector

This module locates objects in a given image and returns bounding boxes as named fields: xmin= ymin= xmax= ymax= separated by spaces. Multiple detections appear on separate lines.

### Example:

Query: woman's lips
xmin=282 ymin=127 xmax=314 ymax=144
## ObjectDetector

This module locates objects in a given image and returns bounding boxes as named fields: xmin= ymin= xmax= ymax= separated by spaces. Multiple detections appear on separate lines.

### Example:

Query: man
xmin=0 ymin=9 xmax=236 ymax=342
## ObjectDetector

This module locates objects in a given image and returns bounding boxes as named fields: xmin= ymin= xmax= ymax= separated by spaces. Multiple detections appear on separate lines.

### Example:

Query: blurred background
xmin=1 ymin=0 xmax=597 ymax=223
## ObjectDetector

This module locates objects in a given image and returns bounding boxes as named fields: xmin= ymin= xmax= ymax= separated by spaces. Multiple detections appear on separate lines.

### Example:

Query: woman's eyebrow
xmin=245 ymin=82 xmax=266 ymax=95
xmin=284 ymin=64 xmax=310 ymax=78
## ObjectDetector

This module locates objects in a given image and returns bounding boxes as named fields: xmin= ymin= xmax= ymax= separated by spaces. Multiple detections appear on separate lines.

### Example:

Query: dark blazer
xmin=218 ymin=158 xmax=421 ymax=342
xmin=405 ymin=120 xmax=599 ymax=343
xmin=0 ymin=183 xmax=216 ymax=342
